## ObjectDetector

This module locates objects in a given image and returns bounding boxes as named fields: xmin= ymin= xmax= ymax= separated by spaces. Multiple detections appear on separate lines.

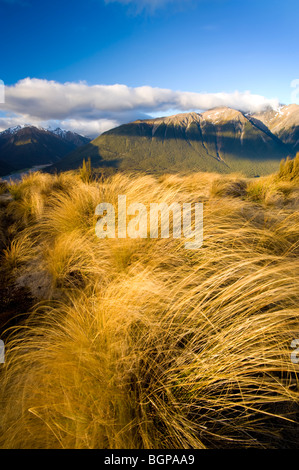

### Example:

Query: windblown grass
xmin=0 ymin=168 xmax=298 ymax=448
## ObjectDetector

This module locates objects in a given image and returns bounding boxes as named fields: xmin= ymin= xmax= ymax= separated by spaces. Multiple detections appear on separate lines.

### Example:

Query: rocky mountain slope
xmin=252 ymin=104 xmax=299 ymax=153
xmin=52 ymin=107 xmax=295 ymax=177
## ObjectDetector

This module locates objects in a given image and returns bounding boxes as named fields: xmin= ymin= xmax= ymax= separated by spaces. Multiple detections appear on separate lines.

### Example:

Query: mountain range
xmin=0 ymin=126 xmax=91 ymax=176
xmin=1 ymin=104 xmax=298 ymax=178
xmin=51 ymin=104 xmax=299 ymax=177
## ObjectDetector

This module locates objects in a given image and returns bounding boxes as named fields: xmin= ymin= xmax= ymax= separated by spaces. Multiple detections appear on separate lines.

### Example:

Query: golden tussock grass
xmin=0 ymin=168 xmax=298 ymax=448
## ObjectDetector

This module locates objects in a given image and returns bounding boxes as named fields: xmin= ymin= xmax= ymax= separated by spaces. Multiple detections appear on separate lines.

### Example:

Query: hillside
xmin=51 ymin=107 xmax=294 ymax=177
xmin=0 ymin=126 xmax=90 ymax=176
xmin=0 ymin=159 xmax=16 ymax=177
xmin=252 ymin=104 xmax=299 ymax=153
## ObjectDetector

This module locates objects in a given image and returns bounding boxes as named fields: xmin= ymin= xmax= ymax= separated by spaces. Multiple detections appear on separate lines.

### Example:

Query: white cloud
xmin=59 ymin=118 xmax=120 ymax=136
xmin=0 ymin=78 xmax=280 ymax=137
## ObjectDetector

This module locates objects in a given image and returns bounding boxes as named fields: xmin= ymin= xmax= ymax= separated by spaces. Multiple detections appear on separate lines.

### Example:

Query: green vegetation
xmin=79 ymin=157 xmax=93 ymax=183
xmin=51 ymin=111 xmax=291 ymax=177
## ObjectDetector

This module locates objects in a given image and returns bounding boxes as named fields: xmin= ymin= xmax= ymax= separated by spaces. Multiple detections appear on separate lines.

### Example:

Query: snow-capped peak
xmin=0 ymin=125 xmax=24 ymax=135
xmin=0 ymin=124 xmax=44 ymax=136
xmin=47 ymin=127 xmax=69 ymax=138
xmin=0 ymin=124 xmax=87 ymax=140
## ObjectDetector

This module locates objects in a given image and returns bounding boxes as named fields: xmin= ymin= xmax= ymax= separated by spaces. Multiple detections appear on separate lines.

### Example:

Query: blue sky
xmin=0 ymin=0 xmax=298 ymax=136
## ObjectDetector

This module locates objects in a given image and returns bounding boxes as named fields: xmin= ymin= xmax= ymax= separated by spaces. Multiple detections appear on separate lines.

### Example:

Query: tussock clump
xmin=0 ymin=182 xmax=8 ymax=196
xmin=0 ymin=168 xmax=298 ymax=449
xmin=210 ymin=175 xmax=248 ymax=198
xmin=7 ymin=172 xmax=78 ymax=226
xmin=2 ymin=234 xmax=36 ymax=271
xmin=278 ymin=153 xmax=299 ymax=181
xmin=246 ymin=173 xmax=299 ymax=206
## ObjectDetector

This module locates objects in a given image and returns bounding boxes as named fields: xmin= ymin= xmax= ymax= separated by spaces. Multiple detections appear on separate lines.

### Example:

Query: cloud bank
xmin=0 ymin=78 xmax=279 ymax=137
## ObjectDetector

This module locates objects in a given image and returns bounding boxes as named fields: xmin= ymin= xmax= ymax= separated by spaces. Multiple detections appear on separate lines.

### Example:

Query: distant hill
xmin=0 ymin=159 xmax=16 ymax=177
xmin=0 ymin=126 xmax=91 ymax=176
xmin=52 ymin=107 xmax=295 ymax=177
xmin=252 ymin=104 xmax=299 ymax=153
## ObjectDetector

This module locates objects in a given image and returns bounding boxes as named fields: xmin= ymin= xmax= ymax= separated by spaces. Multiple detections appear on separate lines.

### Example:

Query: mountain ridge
xmin=0 ymin=126 xmax=91 ymax=176
xmin=252 ymin=104 xmax=299 ymax=153
xmin=51 ymin=106 xmax=297 ymax=177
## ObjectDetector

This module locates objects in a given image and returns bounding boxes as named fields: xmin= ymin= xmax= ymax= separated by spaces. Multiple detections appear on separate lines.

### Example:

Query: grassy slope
xmin=0 ymin=165 xmax=298 ymax=448
xmin=53 ymin=117 xmax=291 ymax=177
